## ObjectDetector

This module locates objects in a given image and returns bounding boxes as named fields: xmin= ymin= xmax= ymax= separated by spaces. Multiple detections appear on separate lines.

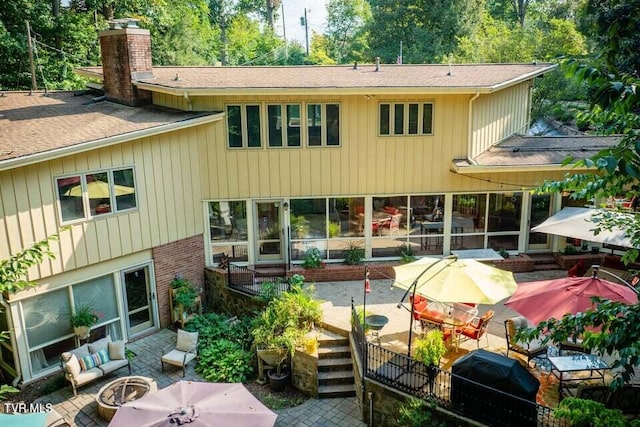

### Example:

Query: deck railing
xmin=227 ymin=263 xmax=290 ymax=297
xmin=350 ymin=303 xmax=561 ymax=427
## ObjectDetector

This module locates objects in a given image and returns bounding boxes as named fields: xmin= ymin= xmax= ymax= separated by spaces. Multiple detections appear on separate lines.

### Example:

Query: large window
xmin=290 ymin=197 xmax=364 ymax=261
xmin=226 ymin=104 xmax=262 ymax=148
xmin=209 ymin=201 xmax=248 ymax=263
xmin=56 ymin=167 xmax=137 ymax=223
xmin=268 ymin=103 xmax=301 ymax=147
xmin=22 ymin=275 xmax=122 ymax=376
xmin=379 ymin=102 xmax=433 ymax=136
xmin=303 ymin=103 xmax=341 ymax=147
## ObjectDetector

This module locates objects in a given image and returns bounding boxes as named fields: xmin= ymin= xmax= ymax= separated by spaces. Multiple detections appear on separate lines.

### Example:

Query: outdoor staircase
xmin=316 ymin=329 xmax=356 ymax=398
xmin=529 ymin=252 xmax=562 ymax=271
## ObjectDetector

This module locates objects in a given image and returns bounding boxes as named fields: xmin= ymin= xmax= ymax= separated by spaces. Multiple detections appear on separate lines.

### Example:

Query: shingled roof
xmin=77 ymin=63 xmax=556 ymax=95
xmin=452 ymin=135 xmax=622 ymax=172
xmin=0 ymin=91 xmax=220 ymax=168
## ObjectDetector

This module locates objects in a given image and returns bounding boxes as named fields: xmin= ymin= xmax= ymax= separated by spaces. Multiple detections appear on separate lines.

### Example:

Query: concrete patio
xmin=34 ymin=268 xmax=575 ymax=426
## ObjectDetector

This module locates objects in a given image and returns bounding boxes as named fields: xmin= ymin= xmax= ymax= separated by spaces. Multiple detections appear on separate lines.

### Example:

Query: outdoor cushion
xmin=95 ymin=348 xmax=110 ymax=364
xmin=99 ymin=358 xmax=129 ymax=375
xmin=176 ymin=329 xmax=198 ymax=352
xmin=78 ymin=353 xmax=101 ymax=371
xmin=88 ymin=336 xmax=111 ymax=354
xmin=162 ymin=349 xmax=197 ymax=367
xmin=68 ymin=344 xmax=90 ymax=359
xmin=63 ymin=353 xmax=81 ymax=377
xmin=108 ymin=340 xmax=126 ymax=360
xmin=74 ymin=368 xmax=102 ymax=385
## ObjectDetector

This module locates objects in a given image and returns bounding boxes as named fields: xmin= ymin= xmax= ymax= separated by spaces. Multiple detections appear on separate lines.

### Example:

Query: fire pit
xmin=96 ymin=376 xmax=157 ymax=421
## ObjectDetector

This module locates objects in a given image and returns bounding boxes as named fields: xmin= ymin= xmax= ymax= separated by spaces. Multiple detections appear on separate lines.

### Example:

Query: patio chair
xmin=456 ymin=310 xmax=494 ymax=349
xmin=161 ymin=329 xmax=199 ymax=377
xmin=504 ymin=316 xmax=548 ymax=367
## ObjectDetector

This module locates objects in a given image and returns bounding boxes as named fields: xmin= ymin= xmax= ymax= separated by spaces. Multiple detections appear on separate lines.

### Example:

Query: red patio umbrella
xmin=504 ymin=275 xmax=638 ymax=325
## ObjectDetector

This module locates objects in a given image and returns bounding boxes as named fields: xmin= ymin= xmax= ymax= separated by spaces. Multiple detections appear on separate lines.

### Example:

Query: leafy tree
xmin=307 ymin=33 xmax=336 ymax=65
xmin=225 ymin=14 xmax=284 ymax=65
xmin=367 ymin=0 xmax=484 ymax=64
xmin=325 ymin=0 xmax=371 ymax=64
xmin=0 ymin=233 xmax=59 ymax=400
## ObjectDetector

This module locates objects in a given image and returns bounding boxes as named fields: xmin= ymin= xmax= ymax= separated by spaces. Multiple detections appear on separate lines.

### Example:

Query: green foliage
xmin=302 ymin=247 xmax=324 ymax=269
xmin=70 ymin=304 xmax=99 ymax=327
xmin=185 ymin=312 xmax=253 ymax=351
xmin=171 ymin=278 xmax=198 ymax=311
xmin=352 ymin=306 xmax=371 ymax=332
xmin=251 ymin=283 xmax=322 ymax=360
xmin=398 ymin=243 xmax=417 ymax=264
xmin=328 ymin=221 xmax=340 ymax=238
xmin=196 ymin=338 xmax=253 ymax=382
xmin=254 ymin=280 xmax=279 ymax=304
xmin=290 ymin=214 xmax=310 ymax=239
xmin=0 ymin=384 xmax=18 ymax=402
xmin=325 ymin=0 xmax=372 ymax=63
xmin=413 ymin=329 xmax=447 ymax=366
xmin=0 ymin=233 xmax=59 ymax=294
xmin=518 ymin=299 xmax=640 ymax=388
xmin=397 ymin=397 xmax=447 ymax=427
xmin=343 ymin=241 xmax=365 ymax=265
xmin=553 ymin=396 xmax=640 ymax=427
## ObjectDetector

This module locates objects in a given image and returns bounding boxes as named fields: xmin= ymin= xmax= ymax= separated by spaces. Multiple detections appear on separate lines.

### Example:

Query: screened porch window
xmin=226 ymin=104 xmax=262 ymax=148
xmin=209 ymin=201 xmax=248 ymax=264
xmin=379 ymin=102 xmax=434 ymax=136
xmin=268 ymin=103 xmax=301 ymax=147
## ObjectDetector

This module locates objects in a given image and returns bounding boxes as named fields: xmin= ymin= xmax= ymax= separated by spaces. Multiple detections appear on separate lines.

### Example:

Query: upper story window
xmin=268 ymin=103 xmax=301 ymax=147
xmin=308 ymin=103 xmax=341 ymax=147
xmin=227 ymin=104 xmax=262 ymax=148
xmin=226 ymin=102 xmax=341 ymax=148
xmin=56 ymin=167 xmax=137 ymax=223
xmin=379 ymin=102 xmax=433 ymax=136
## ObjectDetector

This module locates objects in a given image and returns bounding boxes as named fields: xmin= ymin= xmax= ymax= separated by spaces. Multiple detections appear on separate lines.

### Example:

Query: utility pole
xmin=26 ymin=20 xmax=37 ymax=94
xmin=303 ymin=8 xmax=309 ymax=56
xmin=281 ymin=2 xmax=287 ymax=61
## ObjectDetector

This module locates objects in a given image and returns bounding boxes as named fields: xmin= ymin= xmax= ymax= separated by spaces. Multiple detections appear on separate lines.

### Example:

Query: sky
xmin=274 ymin=0 xmax=329 ymax=51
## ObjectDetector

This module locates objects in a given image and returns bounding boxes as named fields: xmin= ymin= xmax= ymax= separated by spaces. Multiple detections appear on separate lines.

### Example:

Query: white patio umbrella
xmin=531 ymin=207 xmax=633 ymax=248
xmin=393 ymin=256 xmax=518 ymax=305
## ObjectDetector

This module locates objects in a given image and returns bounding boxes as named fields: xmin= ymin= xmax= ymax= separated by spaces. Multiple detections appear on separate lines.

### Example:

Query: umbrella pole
xmin=401 ymin=255 xmax=457 ymax=358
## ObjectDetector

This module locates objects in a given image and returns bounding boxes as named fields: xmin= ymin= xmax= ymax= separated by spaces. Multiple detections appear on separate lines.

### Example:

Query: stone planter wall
xmin=289 ymin=262 xmax=397 ymax=282
xmin=492 ymin=254 xmax=535 ymax=273
xmin=292 ymin=348 xmax=318 ymax=396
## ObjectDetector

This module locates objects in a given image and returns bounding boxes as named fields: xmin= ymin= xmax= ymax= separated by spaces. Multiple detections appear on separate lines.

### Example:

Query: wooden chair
xmin=382 ymin=214 xmax=403 ymax=235
xmin=504 ymin=316 xmax=548 ymax=367
xmin=456 ymin=310 xmax=494 ymax=348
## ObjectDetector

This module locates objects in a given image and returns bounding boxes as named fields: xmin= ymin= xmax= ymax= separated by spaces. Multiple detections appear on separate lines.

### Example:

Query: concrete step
xmin=318 ymin=345 xmax=351 ymax=359
xmin=318 ymin=357 xmax=353 ymax=372
xmin=318 ymin=370 xmax=355 ymax=386
xmin=317 ymin=383 xmax=356 ymax=398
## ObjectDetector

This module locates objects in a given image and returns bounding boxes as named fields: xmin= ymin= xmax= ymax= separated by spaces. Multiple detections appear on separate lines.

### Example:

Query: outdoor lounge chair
xmin=504 ymin=316 xmax=548 ymax=367
xmin=161 ymin=329 xmax=199 ymax=377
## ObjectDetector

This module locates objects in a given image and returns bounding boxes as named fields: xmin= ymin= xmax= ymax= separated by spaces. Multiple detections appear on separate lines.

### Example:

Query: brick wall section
xmin=153 ymin=235 xmax=205 ymax=327
xmin=99 ymin=28 xmax=153 ymax=106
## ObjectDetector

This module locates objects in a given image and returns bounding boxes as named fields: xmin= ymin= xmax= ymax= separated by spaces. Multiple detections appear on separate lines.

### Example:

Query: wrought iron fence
xmin=350 ymin=303 xmax=561 ymax=427
xmin=227 ymin=263 xmax=290 ymax=297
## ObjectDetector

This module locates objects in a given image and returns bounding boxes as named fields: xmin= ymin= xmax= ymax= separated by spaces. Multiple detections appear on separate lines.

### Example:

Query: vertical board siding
xmin=0 ymin=127 xmax=205 ymax=281
xmin=471 ymin=83 xmax=530 ymax=158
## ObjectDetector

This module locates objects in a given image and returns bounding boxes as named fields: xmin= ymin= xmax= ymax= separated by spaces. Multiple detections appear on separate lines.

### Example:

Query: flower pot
xmin=74 ymin=326 xmax=90 ymax=339
xmin=267 ymin=369 xmax=289 ymax=392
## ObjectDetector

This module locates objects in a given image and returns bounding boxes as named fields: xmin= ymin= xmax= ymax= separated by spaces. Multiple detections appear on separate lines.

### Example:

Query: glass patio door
xmin=122 ymin=266 xmax=157 ymax=338
xmin=528 ymin=194 xmax=552 ymax=250
xmin=254 ymin=200 xmax=284 ymax=263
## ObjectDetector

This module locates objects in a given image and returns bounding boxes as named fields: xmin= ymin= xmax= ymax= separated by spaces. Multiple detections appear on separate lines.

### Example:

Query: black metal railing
xmin=350 ymin=304 xmax=561 ymax=426
xmin=227 ymin=263 xmax=290 ymax=297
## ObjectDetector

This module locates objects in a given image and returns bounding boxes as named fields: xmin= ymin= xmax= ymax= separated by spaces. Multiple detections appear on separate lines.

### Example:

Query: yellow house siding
xmin=0 ymin=127 xmax=206 ymax=282
xmin=471 ymin=83 xmax=531 ymax=159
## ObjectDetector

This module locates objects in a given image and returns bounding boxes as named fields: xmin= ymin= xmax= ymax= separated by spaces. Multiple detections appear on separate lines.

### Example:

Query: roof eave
xmin=0 ymin=113 xmax=224 ymax=172
xmin=489 ymin=63 xmax=558 ymax=92
xmin=450 ymin=162 xmax=594 ymax=174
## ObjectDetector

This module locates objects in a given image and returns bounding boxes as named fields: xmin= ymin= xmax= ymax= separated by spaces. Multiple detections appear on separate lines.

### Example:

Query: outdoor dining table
xmin=418 ymin=301 xmax=478 ymax=350
xmin=547 ymin=354 xmax=611 ymax=399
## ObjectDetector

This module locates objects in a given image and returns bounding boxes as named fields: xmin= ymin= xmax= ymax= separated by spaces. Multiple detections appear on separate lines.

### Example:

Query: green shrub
xmin=553 ymin=397 xmax=639 ymax=427
xmin=302 ymin=247 xmax=324 ymax=269
xmin=343 ymin=241 xmax=365 ymax=265
xmin=328 ymin=221 xmax=340 ymax=237
xmin=185 ymin=312 xmax=253 ymax=350
xmin=196 ymin=339 xmax=253 ymax=382
xmin=398 ymin=397 xmax=448 ymax=427
xmin=399 ymin=243 xmax=417 ymax=263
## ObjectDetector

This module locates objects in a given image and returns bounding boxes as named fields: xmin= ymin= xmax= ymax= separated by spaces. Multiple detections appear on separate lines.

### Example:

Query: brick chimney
xmin=98 ymin=19 xmax=153 ymax=106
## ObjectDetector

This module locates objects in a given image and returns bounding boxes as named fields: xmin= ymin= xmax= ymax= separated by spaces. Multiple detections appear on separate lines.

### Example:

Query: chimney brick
xmin=99 ymin=27 xmax=153 ymax=106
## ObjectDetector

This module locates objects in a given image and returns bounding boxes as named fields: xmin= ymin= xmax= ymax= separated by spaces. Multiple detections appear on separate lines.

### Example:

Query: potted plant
xmin=70 ymin=304 xmax=99 ymax=339
xmin=170 ymin=277 xmax=200 ymax=326
xmin=343 ymin=241 xmax=365 ymax=265
xmin=413 ymin=329 xmax=447 ymax=390
xmin=252 ymin=280 xmax=322 ymax=391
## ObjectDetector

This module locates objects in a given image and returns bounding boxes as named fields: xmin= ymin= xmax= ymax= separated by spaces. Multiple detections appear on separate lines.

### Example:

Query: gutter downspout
xmin=183 ymin=91 xmax=192 ymax=111
xmin=467 ymin=91 xmax=480 ymax=164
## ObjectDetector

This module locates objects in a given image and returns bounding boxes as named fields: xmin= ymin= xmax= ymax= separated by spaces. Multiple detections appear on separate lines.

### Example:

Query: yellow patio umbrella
xmin=64 ymin=181 xmax=135 ymax=199
xmin=393 ymin=255 xmax=518 ymax=304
